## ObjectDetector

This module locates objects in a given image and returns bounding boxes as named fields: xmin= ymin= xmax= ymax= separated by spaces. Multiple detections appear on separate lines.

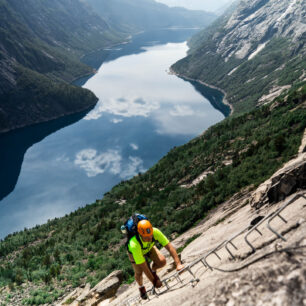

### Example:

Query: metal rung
xmin=229 ymin=241 xmax=238 ymax=250
xmin=224 ymin=226 xmax=250 ymax=260
xmin=163 ymin=279 xmax=170 ymax=290
xmin=176 ymin=274 xmax=183 ymax=283
xmin=172 ymin=264 xmax=198 ymax=281
xmin=277 ymin=213 xmax=287 ymax=223
xmin=190 ymin=256 xmax=209 ymax=269
xmin=152 ymin=286 xmax=161 ymax=297
xmin=213 ymin=251 xmax=221 ymax=260
xmin=186 ymin=266 xmax=196 ymax=278
xmin=267 ymin=193 xmax=306 ymax=241
xmin=255 ymin=228 xmax=262 ymax=236
xmin=244 ymin=211 xmax=275 ymax=252
xmin=204 ymin=240 xmax=227 ymax=270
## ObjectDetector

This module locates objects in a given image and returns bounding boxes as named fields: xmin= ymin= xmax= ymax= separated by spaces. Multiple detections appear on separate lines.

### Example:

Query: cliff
xmin=172 ymin=0 xmax=306 ymax=113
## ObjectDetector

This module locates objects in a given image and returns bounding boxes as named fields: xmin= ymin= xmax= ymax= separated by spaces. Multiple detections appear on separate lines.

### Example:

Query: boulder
xmin=81 ymin=270 xmax=123 ymax=306
xmin=76 ymin=283 xmax=91 ymax=303
xmin=250 ymin=152 xmax=306 ymax=209
xmin=57 ymin=287 xmax=84 ymax=305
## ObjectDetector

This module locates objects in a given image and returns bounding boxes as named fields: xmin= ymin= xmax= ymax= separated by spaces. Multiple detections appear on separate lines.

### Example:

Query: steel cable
xmin=209 ymin=245 xmax=306 ymax=273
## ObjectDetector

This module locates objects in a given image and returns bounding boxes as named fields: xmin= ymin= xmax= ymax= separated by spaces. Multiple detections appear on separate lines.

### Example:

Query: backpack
xmin=122 ymin=213 xmax=155 ymax=251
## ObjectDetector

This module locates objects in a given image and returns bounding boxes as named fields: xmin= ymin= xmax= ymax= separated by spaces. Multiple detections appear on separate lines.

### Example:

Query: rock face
xmin=218 ymin=0 xmax=305 ymax=60
xmin=298 ymin=129 xmax=306 ymax=155
xmin=108 ymin=128 xmax=306 ymax=306
xmin=111 ymin=183 xmax=306 ymax=306
xmin=172 ymin=0 xmax=306 ymax=112
xmin=250 ymin=129 xmax=306 ymax=209
xmin=88 ymin=270 xmax=123 ymax=303
xmin=58 ymin=270 xmax=123 ymax=306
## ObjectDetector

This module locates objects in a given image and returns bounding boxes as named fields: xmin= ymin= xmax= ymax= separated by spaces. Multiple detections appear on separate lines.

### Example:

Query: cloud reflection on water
xmin=110 ymin=118 xmax=123 ymax=124
xmin=84 ymin=96 xmax=160 ymax=120
xmin=74 ymin=148 xmax=145 ymax=179
xmin=169 ymin=105 xmax=194 ymax=117
xmin=83 ymin=42 xmax=224 ymax=137
xmin=130 ymin=143 xmax=139 ymax=150
xmin=75 ymin=149 xmax=121 ymax=177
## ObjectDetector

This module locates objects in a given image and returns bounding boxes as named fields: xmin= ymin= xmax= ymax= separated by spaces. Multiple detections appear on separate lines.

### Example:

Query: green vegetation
xmin=21 ymin=287 xmax=64 ymax=305
xmin=0 ymin=66 xmax=98 ymax=132
xmin=0 ymin=0 xmax=125 ymax=133
xmin=0 ymin=83 xmax=305 ymax=303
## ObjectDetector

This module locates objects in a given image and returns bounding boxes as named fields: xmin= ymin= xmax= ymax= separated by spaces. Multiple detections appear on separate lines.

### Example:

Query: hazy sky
xmin=155 ymin=0 xmax=234 ymax=12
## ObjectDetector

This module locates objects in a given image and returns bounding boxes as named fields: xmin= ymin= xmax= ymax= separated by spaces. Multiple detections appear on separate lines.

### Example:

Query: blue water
xmin=0 ymin=29 xmax=229 ymax=239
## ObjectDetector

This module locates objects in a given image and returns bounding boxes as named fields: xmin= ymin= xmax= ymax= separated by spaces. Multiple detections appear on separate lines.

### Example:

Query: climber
xmin=127 ymin=219 xmax=184 ymax=300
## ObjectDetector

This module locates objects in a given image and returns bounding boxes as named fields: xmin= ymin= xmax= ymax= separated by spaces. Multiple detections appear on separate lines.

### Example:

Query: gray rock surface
xmin=57 ymin=270 xmax=123 ymax=306
xmin=250 ymin=129 xmax=306 ymax=209
xmin=112 ymin=190 xmax=306 ymax=306
xmin=217 ymin=0 xmax=306 ymax=61
xmin=80 ymin=270 xmax=123 ymax=306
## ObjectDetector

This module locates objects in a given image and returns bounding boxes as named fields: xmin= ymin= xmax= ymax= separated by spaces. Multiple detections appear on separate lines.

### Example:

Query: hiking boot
xmin=139 ymin=286 xmax=148 ymax=300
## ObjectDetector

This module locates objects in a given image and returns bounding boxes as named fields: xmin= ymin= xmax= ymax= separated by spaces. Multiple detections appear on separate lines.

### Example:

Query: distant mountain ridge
xmin=172 ymin=0 xmax=306 ymax=113
xmin=84 ymin=0 xmax=216 ymax=34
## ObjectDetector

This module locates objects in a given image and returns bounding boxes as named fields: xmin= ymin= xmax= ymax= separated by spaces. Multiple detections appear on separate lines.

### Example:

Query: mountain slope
xmin=84 ymin=0 xmax=216 ymax=34
xmin=172 ymin=0 xmax=306 ymax=113
xmin=0 ymin=82 xmax=305 ymax=304
xmin=113 ymin=184 xmax=306 ymax=305
xmin=0 ymin=0 xmax=124 ymax=133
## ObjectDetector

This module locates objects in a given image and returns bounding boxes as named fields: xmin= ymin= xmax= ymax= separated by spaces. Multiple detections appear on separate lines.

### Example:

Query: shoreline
xmin=70 ymin=69 xmax=97 ymax=84
xmin=169 ymin=68 xmax=234 ymax=115
xmin=0 ymin=102 xmax=97 ymax=135
xmin=0 ymin=37 xmax=133 ymax=136
xmin=72 ymin=37 xmax=132 ymax=84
